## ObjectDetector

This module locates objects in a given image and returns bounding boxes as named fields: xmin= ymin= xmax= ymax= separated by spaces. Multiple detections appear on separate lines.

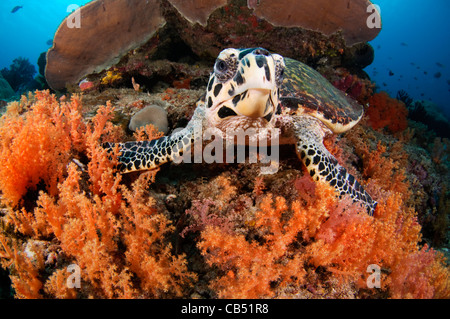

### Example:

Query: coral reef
xmin=1 ymin=57 xmax=36 ymax=92
xmin=397 ymin=89 xmax=450 ymax=139
xmin=366 ymin=92 xmax=409 ymax=133
xmin=0 ymin=91 xmax=196 ymax=298
xmin=246 ymin=0 xmax=380 ymax=45
xmin=162 ymin=0 xmax=348 ymax=63
xmin=342 ymin=43 xmax=375 ymax=70
xmin=191 ymin=169 xmax=450 ymax=298
xmin=0 ymin=74 xmax=14 ymax=100
xmin=410 ymin=103 xmax=450 ymax=139
xmin=0 ymin=91 xmax=85 ymax=207
xmin=163 ymin=0 xmax=380 ymax=62
xmin=1 ymin=1 xmax=449 ymax=300
xmin=45 ymin=0 xmax=380 ymax=90
xmin=332 ymin=68 xmax=375 ymax=104
xmin=0 ymin=88 xmax=449 ymax=299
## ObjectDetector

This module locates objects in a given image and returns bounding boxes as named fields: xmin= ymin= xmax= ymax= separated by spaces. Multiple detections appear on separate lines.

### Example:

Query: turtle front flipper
xmin=104 ymin=127 xmax=194 ymax=173
xmin=293 ymin=116 xmax=377 ymax=215
xmin=105 ymin=105 xmax=206 ymax=173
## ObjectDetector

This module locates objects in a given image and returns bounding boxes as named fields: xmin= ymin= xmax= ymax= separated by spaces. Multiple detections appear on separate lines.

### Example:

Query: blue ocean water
xmin=0 ymin=0 xmax=91 ymax=71
xmin=0 ymin=0 xmax=449 ymax=119
xmin=367 ymin=0 xmax=450 ymax=118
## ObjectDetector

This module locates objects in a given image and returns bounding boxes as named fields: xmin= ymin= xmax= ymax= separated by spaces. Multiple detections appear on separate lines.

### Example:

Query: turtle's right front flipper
xmin=105 ymin=104 xmax=206 ymax=173
xmin=104 ymin=127 xmax=193 ymax=173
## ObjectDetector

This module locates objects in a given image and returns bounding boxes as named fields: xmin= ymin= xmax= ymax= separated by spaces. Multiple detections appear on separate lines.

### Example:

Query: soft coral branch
xmin=0 ymin=91 xmax=83 ymax=206
xmin=0 ymin=91 xmax=195 ymax=298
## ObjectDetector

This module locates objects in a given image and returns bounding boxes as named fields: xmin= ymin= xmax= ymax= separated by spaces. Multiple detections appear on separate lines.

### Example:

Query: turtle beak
xmin=235 ymin=89 xmax=273 ymax=118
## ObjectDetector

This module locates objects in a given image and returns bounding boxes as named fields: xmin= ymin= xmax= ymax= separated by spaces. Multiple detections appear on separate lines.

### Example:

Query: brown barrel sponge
xmin=129 ymin=104 xmax=169 ymax=135
xmin=45 ymin=0 xmax=165 ymax=90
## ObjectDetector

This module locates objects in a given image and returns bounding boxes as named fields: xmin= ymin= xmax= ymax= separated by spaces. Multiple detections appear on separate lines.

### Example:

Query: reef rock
xmin=162 ymin=0 xmax=381 ymax=60
xmin=247 ymin=0 xmax=380 ymax=45
xmin=0 ymin=73 xmax=14 ymax=99
xmin=45 ymin=0 xmax=381 ymax=91
xmin=342 ymin=42 xmax=375 ymax=70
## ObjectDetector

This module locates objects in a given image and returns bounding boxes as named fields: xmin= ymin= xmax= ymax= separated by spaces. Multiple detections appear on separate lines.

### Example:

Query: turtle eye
xmin=215 ymin=59 xmax=228 ymax=73
xmin=214 ymin=53 xmax=238 ymax=82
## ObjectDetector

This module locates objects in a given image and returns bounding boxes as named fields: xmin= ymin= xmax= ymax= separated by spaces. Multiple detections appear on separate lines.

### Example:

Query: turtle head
xmin=204 ymin=48 xmax=285 ymax=131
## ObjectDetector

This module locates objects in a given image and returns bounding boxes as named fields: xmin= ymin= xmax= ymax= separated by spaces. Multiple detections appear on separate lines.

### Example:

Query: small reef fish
xmin=46 ymin=39 xmax=53 ymax=46
xmin=389 ymin=70 xmax=394 ymax=76
xmin=436 ymin=62 xmax=444 ymax=68
xmin=11 ymin=6 xmax=23 ymax=13
xmin=434 ymin=72 xmax=442 ymax=79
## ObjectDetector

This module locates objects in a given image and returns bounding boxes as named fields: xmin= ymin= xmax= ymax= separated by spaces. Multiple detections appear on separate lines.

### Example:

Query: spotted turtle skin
xmin=104 ymin=48 xmax=377 ymax=215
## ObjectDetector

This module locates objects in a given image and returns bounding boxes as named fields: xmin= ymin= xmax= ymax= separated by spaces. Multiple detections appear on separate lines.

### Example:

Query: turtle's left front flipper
xmin=293 ymin=116 xmax=377 ymax=215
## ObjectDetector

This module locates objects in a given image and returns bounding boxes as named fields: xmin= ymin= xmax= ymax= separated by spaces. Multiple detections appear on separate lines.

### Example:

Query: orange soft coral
xmin=362 ymin=142 xmax=411 ymax=198
xmin=121 ymin=172 xmax=196 ymax=297
xmin=1 ymin=90 xmax=448 ymax=299
xmin=31 ymin=162 xmax=195 ymax=298
xmin=300 ymin=181 xmax=449 ymax=298
xmin=0 ymin=91 xmax=85 ymax=206
xmin=199 ymin=173 xmax=450 ymax=298
xmin=197 ymin=181 xmax=337 ymax=298
xmin=0 ymin=91 xmax=195 ymax=298
xmin=366 ymin=91 xmax=408 ymax=133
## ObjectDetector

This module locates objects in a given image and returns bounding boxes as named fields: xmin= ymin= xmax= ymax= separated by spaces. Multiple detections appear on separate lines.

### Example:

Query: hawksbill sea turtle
xmin=104 ymin=48 xmax=377 ymax=215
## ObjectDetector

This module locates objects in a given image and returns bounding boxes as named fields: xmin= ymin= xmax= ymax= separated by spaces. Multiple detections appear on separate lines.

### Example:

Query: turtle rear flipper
xmin=294 ymin=116 xmax=377 ymax=215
